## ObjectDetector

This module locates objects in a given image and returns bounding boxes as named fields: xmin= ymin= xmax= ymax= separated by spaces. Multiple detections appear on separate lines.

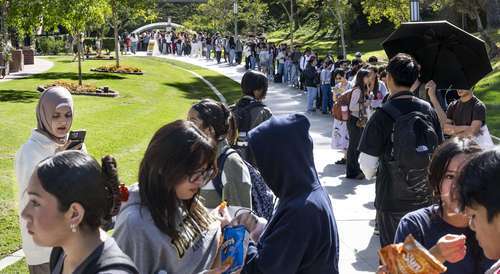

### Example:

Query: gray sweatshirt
xmin=200 ymin=139 xmax=252 ymax=209
xmin=113 ymin=184 xmax=221 ymax=274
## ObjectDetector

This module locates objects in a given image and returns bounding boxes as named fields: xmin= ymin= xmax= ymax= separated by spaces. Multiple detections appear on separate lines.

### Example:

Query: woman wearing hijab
xmin=15 ymin=86 xmax=84 ymax=273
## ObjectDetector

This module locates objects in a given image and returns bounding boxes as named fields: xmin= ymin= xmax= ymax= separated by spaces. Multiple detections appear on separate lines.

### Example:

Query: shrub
xmin=36 ymin=37 xmax=66 ymax=55
xmin=95 ymin=64 xmax=142 ymax=73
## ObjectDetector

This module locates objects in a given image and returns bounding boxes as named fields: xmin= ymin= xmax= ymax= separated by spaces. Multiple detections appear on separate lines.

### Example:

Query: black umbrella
xmin=382 ymin=20 xmax=492 ymax=90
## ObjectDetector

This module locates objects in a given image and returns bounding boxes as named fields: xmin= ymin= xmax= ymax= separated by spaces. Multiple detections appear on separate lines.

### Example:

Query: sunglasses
xmin=188 ymin=168 xmax=216 ymax=185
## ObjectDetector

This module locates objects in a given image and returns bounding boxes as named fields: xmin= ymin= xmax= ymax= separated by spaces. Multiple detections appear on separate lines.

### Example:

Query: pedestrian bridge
xmin=131 ymin=22 xmax=186 ymax=34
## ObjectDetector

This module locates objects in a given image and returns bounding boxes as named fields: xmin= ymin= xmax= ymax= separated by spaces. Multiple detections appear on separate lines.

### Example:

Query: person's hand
xmin=55 ymin=141 xmax=83 ymax=152
xmin=231 ymin=211 xmax=267 ymax=241
xmin=376 ymin=265 xmax=388 ymax=274
xmin=211 ymin=203 xmax=232 ymax=228
xmin=431 ymin=234 xmax=467 ymax=263
xmin=203 ymin=262 xmax=231 ymax=274
xmin=425 ymin=80 xmax=437 ymax=97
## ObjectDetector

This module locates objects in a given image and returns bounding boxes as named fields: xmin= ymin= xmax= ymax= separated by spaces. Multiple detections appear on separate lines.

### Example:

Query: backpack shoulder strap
xmin=381 ymin=101 xmax=402 ymax=121
xmin=212 ymin=148 xmax=238 ymax=196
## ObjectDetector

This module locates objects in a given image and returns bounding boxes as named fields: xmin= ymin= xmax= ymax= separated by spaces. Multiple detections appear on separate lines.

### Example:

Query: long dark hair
xmin=354 ymin=69 xmax=370 ymax=103
xmin=191 ymin=99 xmax=232 ymax=141
xmin=428 ymin=137 xmax=482 ymax=209
xmin=428 ymin=137 xmax=483 ymax=273
xmin=138 ymin=120 xmax=217 ymax=239
xmin=367 ymin=65 xmax=380 ymax=98
xmin=36 ymin=151 xmax=121 ymax=230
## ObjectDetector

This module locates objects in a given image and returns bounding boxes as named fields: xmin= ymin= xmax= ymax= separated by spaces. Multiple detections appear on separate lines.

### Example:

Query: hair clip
xmin=119 ymin=183 xmax=129 ymax=202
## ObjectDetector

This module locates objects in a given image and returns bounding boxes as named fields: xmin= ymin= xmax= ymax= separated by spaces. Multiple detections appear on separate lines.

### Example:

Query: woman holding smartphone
xmin=15 ymin=86 xmax=85 ymax=273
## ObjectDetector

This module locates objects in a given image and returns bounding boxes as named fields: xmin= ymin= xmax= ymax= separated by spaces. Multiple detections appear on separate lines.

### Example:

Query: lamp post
xmin=233 ymin=0 xmax=238 ymax=37
xmin=410 ymin=0 xmax=420 ymax=22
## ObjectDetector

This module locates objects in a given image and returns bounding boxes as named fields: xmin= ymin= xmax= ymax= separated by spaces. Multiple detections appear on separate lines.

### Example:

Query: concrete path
xmin=0 ymin=57 xmax=53 ymax=82
xmin=159 ymin=54 xmax=380 ymax=273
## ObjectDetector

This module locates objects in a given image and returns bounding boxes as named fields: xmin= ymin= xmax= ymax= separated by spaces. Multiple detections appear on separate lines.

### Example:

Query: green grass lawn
xmin=0 ymin=55 xmax=241 ymax=272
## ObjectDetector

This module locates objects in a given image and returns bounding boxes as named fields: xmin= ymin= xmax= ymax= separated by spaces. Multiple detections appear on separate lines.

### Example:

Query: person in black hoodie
xmin=241 ymin=114 xmax=339 ymax=274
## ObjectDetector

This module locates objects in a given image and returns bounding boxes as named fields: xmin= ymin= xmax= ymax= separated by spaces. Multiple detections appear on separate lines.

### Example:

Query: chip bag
xmin=220 ymin=225 xmax=250 ymax=274
xmin=378 ymin=234 xmax=447 ymax=274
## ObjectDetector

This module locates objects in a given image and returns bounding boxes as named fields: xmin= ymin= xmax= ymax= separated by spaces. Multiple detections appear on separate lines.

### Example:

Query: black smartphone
xmin=67 ymin=130 xmax=86 ymax=150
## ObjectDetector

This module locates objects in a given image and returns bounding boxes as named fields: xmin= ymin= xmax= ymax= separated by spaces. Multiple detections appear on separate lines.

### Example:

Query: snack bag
xmin=220 ymin=225 xmax=250 ymax=274
xmin=378 ymin=234 xmax=447 ymax=274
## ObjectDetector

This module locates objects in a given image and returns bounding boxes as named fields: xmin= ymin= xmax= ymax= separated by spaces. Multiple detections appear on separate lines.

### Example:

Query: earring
xmin=70 ymin=223 xmax=77 ymax=233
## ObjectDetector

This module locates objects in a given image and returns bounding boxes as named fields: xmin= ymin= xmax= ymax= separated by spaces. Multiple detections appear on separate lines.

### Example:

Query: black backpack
xmin=230 ymin=98 xmax=265 ymax=161
xmin=381 ymin=96 xmax=439 ymax=207
xmin=212 ymin=148 xmax=275 ymax=221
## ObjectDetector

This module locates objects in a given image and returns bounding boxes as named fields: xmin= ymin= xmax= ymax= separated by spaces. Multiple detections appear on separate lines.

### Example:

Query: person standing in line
xmin=15 ymin=86 xmax=85 ymax=274
xmin=22 ymin=151 xmax=139 ymax=273
xmin=303 ymin=56 xmax=320 ymax=113
xmin=320 ymin=61 xmax=334 ymax=114
xmin=345 ymin=69 xmax=370 ymax=180
xmin=358 ymin=53 xmax=444 ymax=248
xmin=235 ymin=36 xmax=243 ymax=64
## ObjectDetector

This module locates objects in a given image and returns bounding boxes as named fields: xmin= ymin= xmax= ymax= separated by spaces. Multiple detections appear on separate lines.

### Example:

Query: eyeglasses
xmin=188 ymin=168 xmax=216 ymax=185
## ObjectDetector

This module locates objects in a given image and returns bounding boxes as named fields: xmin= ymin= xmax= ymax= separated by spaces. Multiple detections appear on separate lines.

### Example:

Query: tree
xmin=361 ymin=0 xmax=410 ymax=27
xmin=107 ymin=0 xmax=157 ymax=67
xmin=238 ymin=0 xmax=269 ymax=35
xmin=434 ymin=0 xmax=499 ymax=59
xmin=54 ymin=0 xmax=110 ymax=85
xmin=326 ymin=0 xmax=353 ymax=58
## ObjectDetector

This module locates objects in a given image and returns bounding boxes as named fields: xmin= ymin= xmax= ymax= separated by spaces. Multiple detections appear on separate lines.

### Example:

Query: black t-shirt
xmin=446 ymin=95 xmax=486 ymax=126
xmin=358 ymin=91 xmax=444 ymax=212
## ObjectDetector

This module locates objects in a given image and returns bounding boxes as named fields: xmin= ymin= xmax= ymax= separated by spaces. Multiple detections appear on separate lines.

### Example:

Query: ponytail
xmin=101 ymin=155 xmax=123 ymax=223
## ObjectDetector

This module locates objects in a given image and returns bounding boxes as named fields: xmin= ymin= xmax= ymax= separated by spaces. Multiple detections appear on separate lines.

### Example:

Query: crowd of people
xmin=13 ymin=27 xmax=500 ymax=274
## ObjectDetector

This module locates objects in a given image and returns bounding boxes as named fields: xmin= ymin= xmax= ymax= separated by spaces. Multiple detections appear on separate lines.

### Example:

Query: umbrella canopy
xmin=382 ymin=21 xmax=492 ymax=90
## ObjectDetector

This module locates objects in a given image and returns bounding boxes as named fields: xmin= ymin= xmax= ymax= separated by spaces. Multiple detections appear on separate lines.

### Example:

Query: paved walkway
xmin=160 ymin=54 xmax=380 ymax=273
xmin=0 ymin=57 xmax=53 ymax=82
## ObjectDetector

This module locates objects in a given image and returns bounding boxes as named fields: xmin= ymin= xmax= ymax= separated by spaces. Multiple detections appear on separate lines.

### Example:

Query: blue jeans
xmin=306 ymin=86 xmax=318 ymax=112
xmin=321 ymin=84 xmax=333 ymax=113
xmin=229 ymin=49 xmax=235 ymax=65
xmin=249 ymin=56 xmax=256 ymax=70
xmin=277 ymin=63 xmax=284 ymax=76
xmin=206 ymin=46 xmax=212 ymax=59
xmin=284 ymin=62 xmax=292 ymax=83
xmin=291 ymin=64 xmax=299 ymax=86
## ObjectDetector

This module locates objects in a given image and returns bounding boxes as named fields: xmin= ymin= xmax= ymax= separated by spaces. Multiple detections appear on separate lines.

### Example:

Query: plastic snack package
xmin=378 ymin=234 xmax=447 ymax=274
xmin=220 ymin=225 xmax=250 ymax=274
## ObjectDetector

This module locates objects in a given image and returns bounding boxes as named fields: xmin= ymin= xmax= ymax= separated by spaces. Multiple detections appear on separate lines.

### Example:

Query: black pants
xmin=236 ymin=52 xmax=243 ymax=64
xmin=216 ymin=51 xmax=222 ymax=63
xmin=376 ymin=210 xmax=407 ymax=247
xmin=346 ymin=116 xmax=363 ymax=178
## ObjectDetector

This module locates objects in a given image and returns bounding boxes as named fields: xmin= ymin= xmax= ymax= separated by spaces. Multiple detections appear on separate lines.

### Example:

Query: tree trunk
xmin=114 ymin=22 xmax=120 ymax=67
xmin=78 ymin=33 xmax=82 ymax=86
xmin=337 ymin=0 xmax=346 ymax=59
xmin=290 ymin=0 xmax=294 ymax=47
xmin=486 ymin=0 xmax=500 ymax=28
xmin=475 ymin=10 xmax=499 ymax=59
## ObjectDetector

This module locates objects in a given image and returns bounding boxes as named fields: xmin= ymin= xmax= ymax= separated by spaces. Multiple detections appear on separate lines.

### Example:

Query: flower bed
xmin=37 ymin=80 xmax=119 ymax=97
xmin=85 ymin=54 xmax=115 ymax=60
xmin=90 ymin=64 xmax=143 ymax=75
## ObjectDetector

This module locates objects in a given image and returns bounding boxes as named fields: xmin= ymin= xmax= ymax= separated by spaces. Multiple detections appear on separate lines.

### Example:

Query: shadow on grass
xmin=163 ymin=74 xmax=241 ymax=102
xmin=26 ymin=72 xmax=126 ymax=81
xmin=0 ymin=89 xmax=39 ymax=103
